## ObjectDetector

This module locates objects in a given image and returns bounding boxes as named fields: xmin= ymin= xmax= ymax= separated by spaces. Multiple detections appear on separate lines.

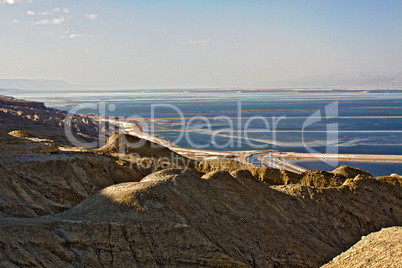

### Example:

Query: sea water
xmin=8 ymin=88 xmax=402 ymax=176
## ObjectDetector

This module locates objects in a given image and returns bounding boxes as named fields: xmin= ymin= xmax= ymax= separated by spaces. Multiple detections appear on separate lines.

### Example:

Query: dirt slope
xmin=0 ymin=169 xmax=400 ymax=267
xmin=0 ymin=128 xmax=144 ymax=218
xmin=0 ymin=158 xmax=143 ymax=218
xmin=322 ymin=226 xmax=402 ymax=267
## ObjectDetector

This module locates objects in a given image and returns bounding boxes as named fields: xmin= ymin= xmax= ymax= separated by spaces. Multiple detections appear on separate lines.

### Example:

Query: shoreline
xmin=270 ymin=151 xmax=402 ymax=163
xmin=101 ymin=117 xmax=402 ymax=174
xmin=106 ymin=118 xmax=274 ymax=163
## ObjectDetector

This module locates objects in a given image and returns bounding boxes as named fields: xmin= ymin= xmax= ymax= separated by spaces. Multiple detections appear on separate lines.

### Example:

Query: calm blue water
xmin=286 ymin=160 xmax=402 ymax=177
xmin=7 ymin=88 xmax=402 ymax=176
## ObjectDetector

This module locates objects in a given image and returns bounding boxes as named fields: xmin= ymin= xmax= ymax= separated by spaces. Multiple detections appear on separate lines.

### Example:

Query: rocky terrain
xmin=0 ymin=95 xmax=401 ymax=267
xmin=323 ymin=227 xmax=402 ymax=267
xmin=0 ymin=95 xmax=101 ymax=145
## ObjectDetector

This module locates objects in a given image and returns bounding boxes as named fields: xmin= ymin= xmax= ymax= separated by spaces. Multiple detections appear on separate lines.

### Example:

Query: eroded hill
xmin=0 ymin=169 xmax=401 ymax=267
xmin=0 ymin=95 xmax=401 ymax=267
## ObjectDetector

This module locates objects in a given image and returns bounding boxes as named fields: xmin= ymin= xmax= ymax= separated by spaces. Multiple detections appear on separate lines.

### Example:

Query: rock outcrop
xmin=8 ymin=130 xmax=35 ymax=138
xmin=299 ymin=170 xmax=347 ymax=188
xmin=0 ymin=95 xmax=46 ymax=109
xmin=322 ymin=227 xmax=402 ymax=267
xmin=373 ymin=174 xmax=402 ymax=187
xmin=198 ymin=158 xmax=302 ymax=185
xmin=99 ymin=131 xmax=200 ymax=175
xmin=198 ymin=158 xmax=357 ymax=188
xmin=332 ymin=165 xmax=372 ymax=178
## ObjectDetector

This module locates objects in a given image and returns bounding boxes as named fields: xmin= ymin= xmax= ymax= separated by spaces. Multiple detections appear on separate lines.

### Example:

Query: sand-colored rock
xmin=332 ymin=165 xmax=372 ymax=178
xmin=198 ymin=158 xmax=360 ymax=188
xmin=376 ymin=174 xmax=402 ymax=187
xmin=322 ymin=227 xmax=402 ymax=267
xmin=8 ymin=130 xmax=34 ymax=138
xmin=197 ymin=158 xmax=303 ymax=185
xmin=299 ymin=170 xmax=347 ymax=188
xmin=99 ymin=131 xmax=200 ymax=175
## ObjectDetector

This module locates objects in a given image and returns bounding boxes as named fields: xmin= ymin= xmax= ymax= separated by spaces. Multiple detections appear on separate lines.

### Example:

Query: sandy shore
xmin=269 ymin=152 xmax=402 ymax=162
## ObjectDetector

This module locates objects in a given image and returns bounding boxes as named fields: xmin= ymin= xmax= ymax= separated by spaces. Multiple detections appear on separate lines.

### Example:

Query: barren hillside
xmin=0 ymin=95 xmax=401 ymax=267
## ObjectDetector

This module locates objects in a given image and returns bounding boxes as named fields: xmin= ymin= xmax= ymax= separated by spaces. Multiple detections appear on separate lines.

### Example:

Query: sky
xmin=1 ymin=0 xmax=402 ymax=89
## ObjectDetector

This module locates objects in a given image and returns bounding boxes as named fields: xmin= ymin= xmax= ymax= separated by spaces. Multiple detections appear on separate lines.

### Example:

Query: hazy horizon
xmin=1 ymin=0 xmax=402 ymax=89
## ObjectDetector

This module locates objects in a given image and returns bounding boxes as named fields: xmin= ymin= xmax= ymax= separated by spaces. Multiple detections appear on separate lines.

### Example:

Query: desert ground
xmin=0 ymin=95 xmax=401 ymax=267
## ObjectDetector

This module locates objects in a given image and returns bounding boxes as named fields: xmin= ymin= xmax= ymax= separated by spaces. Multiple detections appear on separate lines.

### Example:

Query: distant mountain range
xmin=1 ymin=73 xmax=401 ymax=91
xmin=255 ymin=72 xmax=402 ymax=87
xmin=0 ymin=79 xmax=74 ymax=91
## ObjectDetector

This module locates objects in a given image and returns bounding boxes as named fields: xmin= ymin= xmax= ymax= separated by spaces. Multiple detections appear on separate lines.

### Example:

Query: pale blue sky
xmin=1 ymin=0 xmax=401 ymax=88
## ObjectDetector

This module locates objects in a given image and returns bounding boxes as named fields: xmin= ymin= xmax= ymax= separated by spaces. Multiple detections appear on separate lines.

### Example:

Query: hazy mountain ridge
xmin=0 ymin=79 xmax=74 ymax=91
xmin=256 ymin=72 xmax=402 ymax=87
